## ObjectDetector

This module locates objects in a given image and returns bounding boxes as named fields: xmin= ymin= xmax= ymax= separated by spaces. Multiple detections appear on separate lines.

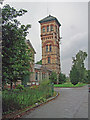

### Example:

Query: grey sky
xmin=2 ymin=1 xmax=88 ymax=75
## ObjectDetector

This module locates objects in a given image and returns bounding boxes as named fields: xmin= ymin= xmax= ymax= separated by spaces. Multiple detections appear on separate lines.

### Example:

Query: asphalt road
xmin=22 ymin=85 xmax=88 ymax=118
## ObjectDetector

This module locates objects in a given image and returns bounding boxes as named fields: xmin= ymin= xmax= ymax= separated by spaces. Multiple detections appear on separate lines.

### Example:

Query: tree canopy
xmin=2 ymin=4 xmax=32 ymax=89
xmin=49 ymin=71 xmax=57 ymax=84
xmin=70 ymin=50 xmax=87 ymax=85
xmin=58 ymin=72 xmax=66 ymax=84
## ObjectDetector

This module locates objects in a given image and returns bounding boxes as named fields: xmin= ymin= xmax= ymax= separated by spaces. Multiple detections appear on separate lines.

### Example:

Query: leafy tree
xmin=88 ymin=70 xmax=90 ymax=84
xmin=36 ymin=59 xmax=42 ymax=65
xmin=72 ymin=50 xmax=87 ymax=82
xmin=58 ymin=72 xmax=66 ymax=84
xmin=49 ymin=71 xmax=57 ymax=84
xmin=70 ymin=65 xmax=79 ymax=85
xmin=86 ymin=70 xmax=90 ymax=84
xmin=70 ymin=50 xmax=87 ymax=85
xmin=2 ymin=4 xmax=32 ymax=89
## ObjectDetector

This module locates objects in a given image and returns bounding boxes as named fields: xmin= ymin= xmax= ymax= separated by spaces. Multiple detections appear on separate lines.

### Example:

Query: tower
xmin=39 ymin=15 xmax=61 ymax=77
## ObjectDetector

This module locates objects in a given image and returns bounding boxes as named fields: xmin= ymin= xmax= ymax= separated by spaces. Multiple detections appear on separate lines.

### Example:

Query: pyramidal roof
xmin=39 ymin=15 xmax=61 ymax=26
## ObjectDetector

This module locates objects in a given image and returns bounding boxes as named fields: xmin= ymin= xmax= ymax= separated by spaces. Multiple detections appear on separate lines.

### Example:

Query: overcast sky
xmin=2 ymin=1 xmax=88 ymax=76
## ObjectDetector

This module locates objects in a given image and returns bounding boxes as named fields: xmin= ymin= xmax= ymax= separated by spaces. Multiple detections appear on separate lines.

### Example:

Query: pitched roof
xmin=34 ymin=64 xmax=52 ymax=72
xmin=34 ymin=64 xmax=42 ymax=69
xmin=26 ymin=40 xmax=36 ymax=54
xmin=39 ymin=15 xmax=61 ymax=26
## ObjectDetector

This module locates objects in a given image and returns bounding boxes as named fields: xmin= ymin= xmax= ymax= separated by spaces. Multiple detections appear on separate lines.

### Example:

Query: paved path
xmin=22 ymin=85 xmax=88 ymax=118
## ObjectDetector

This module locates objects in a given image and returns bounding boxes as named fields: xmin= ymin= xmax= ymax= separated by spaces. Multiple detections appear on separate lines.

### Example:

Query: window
xmin=47 ymin=26 xmax=49 ymax=32
xmin=35 ymin=72 xmax=38 ymax=81
xmin=46 ymin=45 xmax=48 ymax=52
xmin=42 ymin=27 xmax=45 ymax=33
xmin=56 ymin=26 xmax=57 ymax=32
xmin=48 ymin=57 xmax=50 ymax=63
xmin=49 ymin=45 xmax=52 ymax=52
xmin=50 ymin=25 xmax=53 ymax=31
xmin=42 ymin=73 xmax=45 ymax=79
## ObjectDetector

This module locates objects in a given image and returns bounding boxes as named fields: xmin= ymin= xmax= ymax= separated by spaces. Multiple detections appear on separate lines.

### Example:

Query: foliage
xmin=70 ymin=66 xmax=79 ymax=85
xmin=2 ymin=4 xmax=32 ymax=89
xmin=49 ymin=71 xmax=57 ymax=84
xmin=39 ymin=79 xmax=53 ymax=98
xmin=36 ymin=59 xmax=42 ymax=65
xmin=54 ymin=82 xmax=86 ymax=87
xmin=2 ymin=80 xmax=53 ymax=114
xmin=16 ymin=84 xmax=24 ymax=90
xmin=58 ymin=72 xmax=66 ymax=84
xmin=70 ymin=50 xmax=87 ymax=85
xmin=66 ymin=76 xmax=70 ymax=83
xmin=86 ymin=70 xmax=90 ymax=84
xmin=39 ymin=79 xmax=51 ymax=86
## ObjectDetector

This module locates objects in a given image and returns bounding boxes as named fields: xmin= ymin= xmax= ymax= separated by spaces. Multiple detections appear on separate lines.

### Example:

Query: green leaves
xmin=49 ymin=71 xmax=57 ymax=84
xmin=70 ymin=50 xmax=87 ymax=85
xmin=2 ymin=4 xmax=28 ymax=24
xmin=2 ymin=4 xmax=32 ymax=89
xmin=59 ymin=73 xmax=66 ymax=84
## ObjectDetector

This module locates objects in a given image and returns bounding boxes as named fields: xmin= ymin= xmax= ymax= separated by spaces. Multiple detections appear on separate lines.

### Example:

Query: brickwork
xmin=39 ymin=15 xmax=61 ymax=75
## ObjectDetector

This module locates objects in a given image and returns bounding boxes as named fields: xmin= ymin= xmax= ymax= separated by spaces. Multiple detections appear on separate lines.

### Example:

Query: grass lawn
xmin=54 ymin=82 xmax=86 ymax=88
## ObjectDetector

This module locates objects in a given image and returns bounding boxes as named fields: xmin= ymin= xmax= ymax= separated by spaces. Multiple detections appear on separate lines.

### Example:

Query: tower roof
xmin=39 ymin=15 xmax=61 ymax=26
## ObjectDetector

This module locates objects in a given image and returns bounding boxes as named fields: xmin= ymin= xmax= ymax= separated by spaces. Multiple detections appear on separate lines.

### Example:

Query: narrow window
xmin=42 ymin=73 xmax=45 ymax=79
xmin=46 ymin=45 xmax=48 ymax=52
xmin=35 ymin=72 xmax=38 ymax=81
xmin=48 ymin=57 xmax=50 ymax=63
xmin=43 ymin=27 xmax=45 ymax=33
xmin=50 ymin=25 xmax=53 ymax=31
xmin=49 ymin=45 xmax=52 ymax=52
xmin=47 ymin=26 xmax=49 ymax=32
xmin=56 ymin=26 xmax=57 ymax=32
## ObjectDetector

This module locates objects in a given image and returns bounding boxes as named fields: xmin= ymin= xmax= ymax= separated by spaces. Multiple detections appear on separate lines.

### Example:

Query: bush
xmin=2 ymin=79 xmax=53 ymax=114
xmin=58 ymin=73 xmax=66 ymax=84
xmin=70 ymin=66 xmax=79 ymax=85
xmin=16 ymin=84 xmax=24 ymax=90
xmin=49 ymin=72 xmax=57 ymax=84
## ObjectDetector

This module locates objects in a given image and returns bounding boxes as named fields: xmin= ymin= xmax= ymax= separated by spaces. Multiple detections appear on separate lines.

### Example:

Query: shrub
xmin=2 ymin=79 xmax=53 ymax=114
xmin=16 ymin=84 xmax=24 ymax=90
xmin=58 ymin=73 xmax=66 ymax=84
xmin=49 ymin=72 xmax=57 ymax=84
xmin=70 ymin=66 xmax=79 ymax=85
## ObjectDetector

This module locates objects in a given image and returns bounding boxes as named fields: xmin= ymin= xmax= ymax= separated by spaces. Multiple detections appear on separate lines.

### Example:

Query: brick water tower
xmin=39 ymin=15 xmax=61 ymax=83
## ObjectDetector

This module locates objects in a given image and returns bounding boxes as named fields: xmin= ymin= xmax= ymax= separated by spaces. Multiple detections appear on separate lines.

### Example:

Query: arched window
xmin=48 ymin=57 xmax=50 ymax=63
xmin=42 ymin=27 xmax=45 ymax=33
xmin=35 ymin=72 xmax=38 ymax=81
xmin=50 ymin=25 xmax=53 ymax=31
xmin=46 ymin=45 xmax=48 ymax=52
xmin=49 ymin=45 xmax=52 ymax=52
xmin=56 ymin=26 xmax=57 ymax=32
xmin=47 ymin=26 xmax=49 ymax=32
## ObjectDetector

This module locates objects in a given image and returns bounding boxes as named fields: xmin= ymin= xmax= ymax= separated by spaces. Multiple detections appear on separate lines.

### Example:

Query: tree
xmin=84 ymin=70 xmax=90 ymax=84
xmin=70 ymin=65 xmax=79 ymax=85
xmin=58 ymin=72 xmax=66 ymax=84
xmin=49 ymin=71 xmax=57 ymax=84
xmin=72 ymin=50 xmax=87 ymax=83
xmin=88 ymin=70 xmax=90 ymax=84
xmin=2 ymin=4 xmax=32 ymax=89
xmin=70 ymin=50 xmax=87 ymax=85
